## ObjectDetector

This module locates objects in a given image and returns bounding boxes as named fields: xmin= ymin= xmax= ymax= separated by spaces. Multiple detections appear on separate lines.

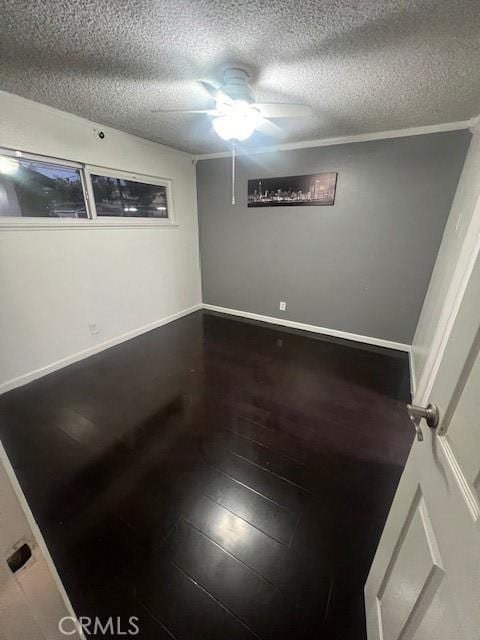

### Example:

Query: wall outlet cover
xmin=279 ymin=301 xmax=287 ymax=311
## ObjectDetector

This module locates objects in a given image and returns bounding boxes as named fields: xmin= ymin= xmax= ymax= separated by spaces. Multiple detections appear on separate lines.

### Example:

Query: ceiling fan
xmin=152 ymin=67 xmax=313 ymax=142
xmin=152 ymin=67 xmax=313 ymax=203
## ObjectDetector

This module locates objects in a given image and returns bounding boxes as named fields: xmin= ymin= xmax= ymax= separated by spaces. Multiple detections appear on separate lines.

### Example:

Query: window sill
xmin=0 ymin=218 xmax=179 ymax=230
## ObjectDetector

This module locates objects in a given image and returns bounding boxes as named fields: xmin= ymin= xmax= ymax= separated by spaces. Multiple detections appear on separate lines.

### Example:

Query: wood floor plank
xmin=137 ymin=558 xmax=256 ymax=640
xmin=186 ymin=494 xmax=286 ymax=584
xmin=163 ymin=520 xmax=296 ymax=639
xmin=202 ymin=465 xmax=297 ymax=545
xmin=204 ymin=443 xmax=307 ymax=513
xmin=214 ymin=429 xmax=311 ymax=489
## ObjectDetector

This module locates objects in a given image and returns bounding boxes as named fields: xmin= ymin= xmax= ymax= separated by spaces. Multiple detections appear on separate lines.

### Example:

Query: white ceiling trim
xmin=195 ymin=118 xmax=478 ymax=161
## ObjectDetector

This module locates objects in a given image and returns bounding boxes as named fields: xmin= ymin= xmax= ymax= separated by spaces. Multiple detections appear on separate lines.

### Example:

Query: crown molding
xmin=469 ymin=114 xmax=480 ymax=135
xmin=195 ymin=118 xmax=478 ymax=160
xmin=2 ymin=91 xmax=477 ymax=161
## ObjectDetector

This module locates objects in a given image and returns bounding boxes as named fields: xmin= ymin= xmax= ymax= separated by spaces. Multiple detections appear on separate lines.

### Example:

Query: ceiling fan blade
xmin=151 ymin=108 xmax=218 ymax=115
xmin=254 ymin=103 xmax=313 ymax=118
xmin=198 ymin=80 xmax=235 ymax=108
xmin=256 ymin=118 xmax=283 ymax=138
xmin=198 ymin=79 xmax=220 ymax=99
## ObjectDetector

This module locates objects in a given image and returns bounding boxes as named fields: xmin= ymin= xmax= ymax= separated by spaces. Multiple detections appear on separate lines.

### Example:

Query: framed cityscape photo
xmin=248 ymin=172 xmax=337 ymax=207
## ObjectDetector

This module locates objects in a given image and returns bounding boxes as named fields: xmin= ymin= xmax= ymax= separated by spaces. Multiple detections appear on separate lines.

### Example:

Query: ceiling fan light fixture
xmin=212 ymin=102 xmax=261 ymax=141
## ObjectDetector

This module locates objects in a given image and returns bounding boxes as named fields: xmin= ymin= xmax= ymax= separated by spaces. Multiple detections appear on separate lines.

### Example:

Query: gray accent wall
xmin=196 ymin=131 xmax=470 ymax=345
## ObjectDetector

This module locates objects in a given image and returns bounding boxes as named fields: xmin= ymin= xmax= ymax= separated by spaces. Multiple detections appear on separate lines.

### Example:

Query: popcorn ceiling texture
xmin=0 ymin=0 xmax=479 ymax=154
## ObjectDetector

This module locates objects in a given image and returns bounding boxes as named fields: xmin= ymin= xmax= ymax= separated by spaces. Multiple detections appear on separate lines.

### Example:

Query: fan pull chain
xmin=231 ymin=142 xmax=236 ymax=205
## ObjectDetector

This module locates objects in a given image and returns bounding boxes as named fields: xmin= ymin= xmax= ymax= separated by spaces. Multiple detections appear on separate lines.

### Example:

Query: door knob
xmin=407 ymin=403 xmax=440 ymax=441
xmin=407 ymin=403 xmax=440 ymax=428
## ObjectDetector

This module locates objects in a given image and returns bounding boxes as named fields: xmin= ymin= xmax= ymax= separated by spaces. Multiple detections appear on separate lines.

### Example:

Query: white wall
xmin=411 ymin=124 xmax=480 ymax=394
xmin=0 ymin=92 xmax=202 ymax=392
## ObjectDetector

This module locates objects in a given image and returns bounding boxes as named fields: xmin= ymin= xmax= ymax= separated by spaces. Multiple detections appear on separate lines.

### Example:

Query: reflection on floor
xmin=0 ymin=311 xmax=413 ymax=639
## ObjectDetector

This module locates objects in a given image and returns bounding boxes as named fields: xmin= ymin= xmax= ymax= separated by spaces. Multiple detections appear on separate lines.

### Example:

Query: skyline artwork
xmin=248 ymin=172 xmax=337 ymax=207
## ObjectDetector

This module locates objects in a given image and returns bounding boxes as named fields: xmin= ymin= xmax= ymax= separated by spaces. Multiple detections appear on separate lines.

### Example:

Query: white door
xmin=0 ymin=442 xmax=81 ymax=640
xmin=365 ymin=221 xmax=480 ymax=637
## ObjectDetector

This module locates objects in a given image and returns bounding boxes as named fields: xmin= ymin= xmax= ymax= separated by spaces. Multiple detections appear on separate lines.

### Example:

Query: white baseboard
xmin=0 ymin=303 xmax=202 ymax=395
xmin=1 ymin=302 xmax=411 ymax=396
xmin=203 ymin=304 xmax=411 ymax=352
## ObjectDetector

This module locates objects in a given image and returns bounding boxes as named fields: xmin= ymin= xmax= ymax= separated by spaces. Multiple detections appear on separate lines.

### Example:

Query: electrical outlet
xmin=88 ymin=324 xmax=99 ymax=335
xmin=279 ymin=301 xmax=287 ymax=311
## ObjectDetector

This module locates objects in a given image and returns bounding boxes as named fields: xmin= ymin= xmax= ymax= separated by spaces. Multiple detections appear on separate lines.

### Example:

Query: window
xmin=0 ymin=155 xmax=87 ymax=218
xmin=90 ymin=173 xmax=169 ymax=219
xmin=0 ymin=149 xmax=175 ymax=228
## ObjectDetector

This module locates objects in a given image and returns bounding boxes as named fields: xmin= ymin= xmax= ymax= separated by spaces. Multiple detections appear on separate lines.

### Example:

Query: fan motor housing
xmin=222 ymin=68 xmax=253 ymax=103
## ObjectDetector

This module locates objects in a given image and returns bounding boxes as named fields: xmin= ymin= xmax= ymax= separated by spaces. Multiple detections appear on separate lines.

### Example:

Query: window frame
xmin=0 ymin=148 xmax=93 ymax=228
xmin=0 ymin=147 xmax=178 ymax=230
xmin=85 ymin=165 xmax=176 ymax=227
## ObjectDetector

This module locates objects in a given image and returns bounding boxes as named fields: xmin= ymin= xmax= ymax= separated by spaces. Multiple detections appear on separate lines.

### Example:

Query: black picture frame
xmin=248 ymin=172 xmax=337 ymax=207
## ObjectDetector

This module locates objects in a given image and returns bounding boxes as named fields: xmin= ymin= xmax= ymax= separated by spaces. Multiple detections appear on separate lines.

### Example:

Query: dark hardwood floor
xmin=0 ymin=310 xmax=413 ymax=639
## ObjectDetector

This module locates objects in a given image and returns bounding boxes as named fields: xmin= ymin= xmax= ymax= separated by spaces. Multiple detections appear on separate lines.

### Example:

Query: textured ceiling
xmin=1 ymin=0 xmax=480 ymax=154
